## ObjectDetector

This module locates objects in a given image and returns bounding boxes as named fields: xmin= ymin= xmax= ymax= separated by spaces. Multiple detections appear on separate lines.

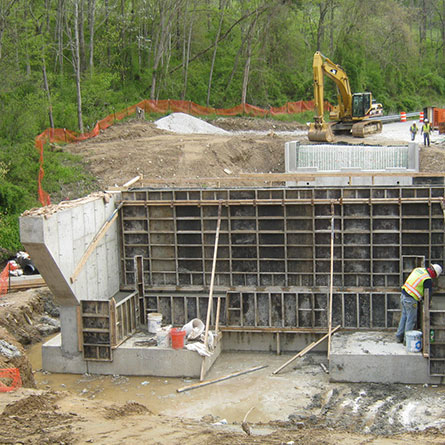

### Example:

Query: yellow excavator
xmin=308 ymin=51 xmax=382 ymax=142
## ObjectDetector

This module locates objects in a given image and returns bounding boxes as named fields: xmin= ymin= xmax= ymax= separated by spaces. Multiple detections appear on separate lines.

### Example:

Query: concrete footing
xmin=329 ymin=331 xmax=445 ymax=385
xmin=42 ymin=332 xmax=221 ymax=378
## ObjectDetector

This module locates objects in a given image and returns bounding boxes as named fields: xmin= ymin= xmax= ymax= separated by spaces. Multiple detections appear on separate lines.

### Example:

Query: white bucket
xmin=406 ymin=330 xmax=422 ymax=353
xmin=156 ymin=327 xmax=171 ymax=347
xmin=147 ymin=312 xmax=162 ymax=334
xmin=182 ymin=318 xmax=204 ymax=339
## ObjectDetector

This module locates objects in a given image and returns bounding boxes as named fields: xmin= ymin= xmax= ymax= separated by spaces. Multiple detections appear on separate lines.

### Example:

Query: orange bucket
xmin=170 ymin=328 xmax=186 ymax=349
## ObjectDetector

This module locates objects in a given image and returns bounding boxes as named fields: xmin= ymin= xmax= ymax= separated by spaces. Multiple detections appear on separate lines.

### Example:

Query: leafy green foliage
xmin=1 ymin=0 xmax=445 ymax=258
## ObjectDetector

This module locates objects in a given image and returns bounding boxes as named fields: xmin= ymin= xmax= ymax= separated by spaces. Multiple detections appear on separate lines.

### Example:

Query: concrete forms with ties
xmin=19 ymin=180 xmax=445 ymax=383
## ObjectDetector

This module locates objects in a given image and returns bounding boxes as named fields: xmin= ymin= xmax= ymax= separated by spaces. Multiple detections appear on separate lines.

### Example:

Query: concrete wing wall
xmin=20 ymin=192 xmax=122 ymax=306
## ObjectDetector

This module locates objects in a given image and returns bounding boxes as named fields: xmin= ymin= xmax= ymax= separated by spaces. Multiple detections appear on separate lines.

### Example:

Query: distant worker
xmin=409 ymin=122 xmax=418 ymax=141
xmin=396 ymin=264 xmax=442 ymax=343
xmin=421 ymin=119 xmax=432 ymax=146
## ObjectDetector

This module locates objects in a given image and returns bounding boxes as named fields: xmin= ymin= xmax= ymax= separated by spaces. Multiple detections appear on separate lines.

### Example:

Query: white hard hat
xmin=432 ymin=264 xmax=442 ymax=277
xmin=424 ymin=118 xmax=429 ymax=123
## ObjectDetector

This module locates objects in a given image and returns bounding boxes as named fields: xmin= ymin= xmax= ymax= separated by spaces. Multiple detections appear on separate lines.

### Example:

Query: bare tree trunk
xmin=420 ymin=0 xmax=427 ymax=42
xmin=79 ymin=0 xmax=86 ymax=71
xmin=68 ymin=0 xmax=84 ymax=133
xmin=150 ymin=0 xmax=180 ymax=100
xmin=105 ymin=0 xmax=111 ymax=65
xmin=28 ymin=3 xmax=55 ymax=128
xmin=317 ymin=1 xmax=329 ymax=51
xmin=182 ymin=0 xmax=197 ymax=100
xmin=206 ymin=0 xmax=228 ymax=107
xmin=88 ymin=0 xmax=96 ymax=72
xmin=329 ymin=0 xmax=335 ymax=53
xmin=56 ymin=0 xmax=65 ymax=72
xmin=42 ymin=58 xmax=55 ymax=128
xmin=241 ymin=39 xmax=251 ymax=105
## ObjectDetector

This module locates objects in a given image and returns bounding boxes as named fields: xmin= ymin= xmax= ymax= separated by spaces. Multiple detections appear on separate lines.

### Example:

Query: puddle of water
xmin=27 ymin=340 xmax=323 ymax=423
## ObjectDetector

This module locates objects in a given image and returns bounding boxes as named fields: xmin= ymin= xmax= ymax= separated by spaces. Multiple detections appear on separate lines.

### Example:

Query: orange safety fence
xmin=0 ymin=368 xmax=22 ymax=392
xmin=35 ymin=98 xmax=331 ymax=206
xmin=0 ymin=263 xmax=11 ymax=297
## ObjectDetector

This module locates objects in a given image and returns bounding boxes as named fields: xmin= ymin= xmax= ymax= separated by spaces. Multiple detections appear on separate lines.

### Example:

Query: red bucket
xmin=170 ymin=328 xmax=186 ymax=349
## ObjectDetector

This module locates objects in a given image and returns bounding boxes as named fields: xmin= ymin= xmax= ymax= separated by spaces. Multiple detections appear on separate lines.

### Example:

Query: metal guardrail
xmin=370 ymin=111 xmax=419 ymax=124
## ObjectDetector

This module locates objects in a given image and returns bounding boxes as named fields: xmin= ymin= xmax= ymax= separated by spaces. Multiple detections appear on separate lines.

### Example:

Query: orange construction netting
xmin=0 ymin=263 xmax=11 ymax=297
xmin=35 ymin=98 xmax=330 ymax=206
xmin=0 ymin=368 xmax=22 ymax=392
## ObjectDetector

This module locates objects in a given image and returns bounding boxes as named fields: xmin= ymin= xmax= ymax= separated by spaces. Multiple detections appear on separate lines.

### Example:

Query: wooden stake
xmin=272 ymin=325 xmax=341 ymax=375
xmin=70 ymin=203 xmax=123 ymax=283
xmin=177 ymin=365 xmax=267 ymax=393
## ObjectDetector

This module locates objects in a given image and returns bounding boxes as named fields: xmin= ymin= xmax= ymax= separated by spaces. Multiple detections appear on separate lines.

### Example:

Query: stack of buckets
xmin=147 ymin=312 xmax=186 ymax=349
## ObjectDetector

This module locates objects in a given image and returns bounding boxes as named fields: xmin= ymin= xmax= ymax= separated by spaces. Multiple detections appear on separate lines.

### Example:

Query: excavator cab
xmin=352 ymin=92 xmax=372 ymax=118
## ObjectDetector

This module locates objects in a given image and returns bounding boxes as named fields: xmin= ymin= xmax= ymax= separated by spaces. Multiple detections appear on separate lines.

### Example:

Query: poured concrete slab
xmin=329 ymin=331 xmax=445 ymax=385
xmin=42 ymin=331 xmax=221 ymax=378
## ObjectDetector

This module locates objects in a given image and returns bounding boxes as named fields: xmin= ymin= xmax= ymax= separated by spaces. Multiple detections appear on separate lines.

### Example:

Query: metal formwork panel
xmin=120 ymin=186 xmax=445 ymax=331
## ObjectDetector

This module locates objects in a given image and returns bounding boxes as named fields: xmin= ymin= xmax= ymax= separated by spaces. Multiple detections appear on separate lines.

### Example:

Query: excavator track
xmin=351 ymin=120 xmax=383 ymax=138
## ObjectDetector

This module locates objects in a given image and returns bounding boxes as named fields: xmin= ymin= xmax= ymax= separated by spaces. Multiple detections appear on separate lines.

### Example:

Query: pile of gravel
xmin=154 ymin=112 xmax=230 ymax=135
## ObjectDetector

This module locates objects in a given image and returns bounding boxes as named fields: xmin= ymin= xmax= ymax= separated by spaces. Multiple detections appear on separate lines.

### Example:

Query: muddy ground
xmin=2 ymin=116 xmax=445 ymax=443
xmin=2 ymin=289 xmax=445 ymax=444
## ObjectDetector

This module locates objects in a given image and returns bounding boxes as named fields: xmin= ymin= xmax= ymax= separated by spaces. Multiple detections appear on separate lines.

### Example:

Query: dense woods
xmin=1 ymin=0 xmax=445 ymax=258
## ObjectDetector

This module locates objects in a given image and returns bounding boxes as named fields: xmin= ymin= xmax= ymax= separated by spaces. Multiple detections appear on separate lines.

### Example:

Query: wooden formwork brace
xmin=200 ymin=202 xmax=223 ymax=381
xmin=70 ymin=202 xmax=123 ymax=283
xmin=272 ymin=325 xmax=341 ymax=375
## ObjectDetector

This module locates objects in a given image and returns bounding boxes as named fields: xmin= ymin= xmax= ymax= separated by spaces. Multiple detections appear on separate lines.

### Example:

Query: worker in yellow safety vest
xmin=396 ymin=264 xmax=442 ymax=343
xmin=421 ymin=119 xmax=433 ymax=147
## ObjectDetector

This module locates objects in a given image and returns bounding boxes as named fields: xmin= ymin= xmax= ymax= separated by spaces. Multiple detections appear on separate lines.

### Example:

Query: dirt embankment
xmin=0 ymin=288 xmax=59 ymax=387
xmin=61 ymin=116 xmax=445 ymax=193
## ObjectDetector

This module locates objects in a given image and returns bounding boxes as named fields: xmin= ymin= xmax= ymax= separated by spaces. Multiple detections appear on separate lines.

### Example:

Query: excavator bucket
xmin=308 ymin=122 xmax=334 ymax=143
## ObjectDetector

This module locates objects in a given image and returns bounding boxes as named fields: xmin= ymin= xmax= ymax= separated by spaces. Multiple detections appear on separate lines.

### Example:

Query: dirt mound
xmin=209 ymin=116 xmax=306 ymax=132
xmin=2 ymin=391 xmax=60 ymax=415
xmin=66 ymin=119 xmax=290 ymax=189
xmin=103 ymin=401 xmax=152 ymax=419
xmin=0 ymin=391 xmax=75 ymax=444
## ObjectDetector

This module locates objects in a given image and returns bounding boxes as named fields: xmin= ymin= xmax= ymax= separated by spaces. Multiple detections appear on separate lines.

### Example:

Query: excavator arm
xmin=313 ymin=51 xmax=352 ymax=122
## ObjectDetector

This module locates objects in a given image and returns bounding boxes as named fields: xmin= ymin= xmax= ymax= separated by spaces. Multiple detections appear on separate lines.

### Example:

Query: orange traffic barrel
xmin=400 ymin=111 xmax=407 ymax=122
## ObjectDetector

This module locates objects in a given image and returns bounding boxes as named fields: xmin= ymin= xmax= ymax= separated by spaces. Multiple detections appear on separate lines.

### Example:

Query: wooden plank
xmin=177 ymin=365 xmax=268 ymax=393
xmin=110 ymin=298 xmax=118 ymax=346
xmin=423 ymin=288 xmax=430 ymax=359
xmin=272 ymin=325 xmax=341 ymax=375
xmin=70 ymin=203 xmax=123 ymax=283
xmin=200 ymin=203 xmax=222 ymax=381
xmin=220 ymin=326 xmax=330 ymax=333
xmin=8 ymin=275 xmax=46 ymax=290
xmin=123 ymin=196 xmax=445 ymax=207
xmin=76 ymin=305 xmax=83 ymax=352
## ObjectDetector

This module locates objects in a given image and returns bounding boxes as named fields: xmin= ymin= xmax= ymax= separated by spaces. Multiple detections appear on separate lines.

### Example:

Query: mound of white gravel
xmin=154 ymin=112 xmax=230 ymax=135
